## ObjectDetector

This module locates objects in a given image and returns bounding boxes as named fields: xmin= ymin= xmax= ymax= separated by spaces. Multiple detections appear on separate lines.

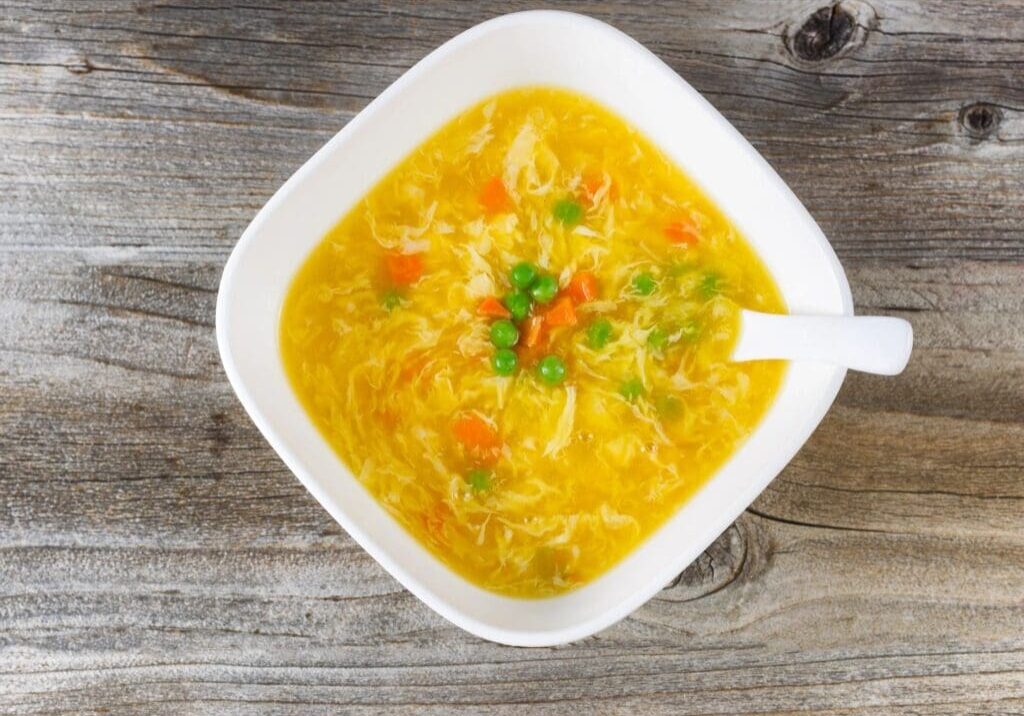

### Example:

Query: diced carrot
xmin=567 ymin=271 xmax=599 ymax=304
xmin=664 ymin=217 xmax=699 ymax=246
xmin=452 ymin=413 xmax=501 ymax=456
xmin=522 ymin=314 xmax=547 ymax=349
xmin=579 ymin=171 xmax=618 ymax=205
xmin=385 ymin=252 xmax=424 ymax=285
xmin=479 ymin=176 xmax=510 ymax=214
xmin=400 ymin=352 xmax=430 ymax=383
xmin=477 ymin=296 xmax=511 ymax=319
xmin=374 ymin=407 xmax=400 ymax=430
xmin=545 ymin=295 xmax=577 ymax=328
xmin=422 ymin=502 xmax=451 ymax=545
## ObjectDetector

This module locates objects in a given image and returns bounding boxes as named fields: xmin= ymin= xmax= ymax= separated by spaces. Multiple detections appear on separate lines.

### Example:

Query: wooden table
xmin=2 ymin=2 xmax=1022 ymax=713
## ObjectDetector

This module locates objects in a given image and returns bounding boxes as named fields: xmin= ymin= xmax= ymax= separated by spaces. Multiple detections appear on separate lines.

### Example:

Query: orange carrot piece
xmin=452 ymin=414 xmax=500 ymax=451
xmin=567 ymin=271 xmax=599 ymax=304
xmin=422 ymin=502 xmax=451 ymax=545
xmin=452 ymin=414 xmax=501 ymax=465
xmin=522 ymin=314 xmax=547 ymax=349
xmin=385 ymin=252 xmax=424 ymax=285
xmin=477 ymin=296 xmax=511 ymax=319
xmin=545 ymin=295 xmax=577 ymax=328
xmin=664 ymin=217 xmax=699 ymax=246
xmin=479 ymin=176 xmax=510 ymax=214
xmin=580 ymin=171 xmax=618 ymax=205
xmin=399 ymin=352 xmax=430 ymax=383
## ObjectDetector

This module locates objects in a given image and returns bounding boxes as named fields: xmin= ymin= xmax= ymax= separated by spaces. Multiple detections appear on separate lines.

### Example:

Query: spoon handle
xmin=732 ymin=310 xmax=913 ymax=376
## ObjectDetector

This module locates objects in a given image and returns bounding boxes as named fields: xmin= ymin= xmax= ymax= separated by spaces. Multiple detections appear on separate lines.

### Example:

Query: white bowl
xmin=216 ymin=10 xmax=852 ymax=646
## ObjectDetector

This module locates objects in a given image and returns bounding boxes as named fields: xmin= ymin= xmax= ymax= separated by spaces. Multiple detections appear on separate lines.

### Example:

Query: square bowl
xmin=216 ymin=10 xmax=853 ymax=646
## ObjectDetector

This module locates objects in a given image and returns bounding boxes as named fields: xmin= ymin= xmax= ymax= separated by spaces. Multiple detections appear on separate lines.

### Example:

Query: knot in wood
xmin=791 ymin=4 xmax=857 ymax=61
xmin=662 ymin=522 xmax=748 ymax=600
xmin=959 ymin=102 xmax=1001 ymax=140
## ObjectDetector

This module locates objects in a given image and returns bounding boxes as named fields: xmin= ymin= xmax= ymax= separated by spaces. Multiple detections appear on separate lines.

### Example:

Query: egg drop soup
xmin=280 ymin=87 xmax=786 ymax=597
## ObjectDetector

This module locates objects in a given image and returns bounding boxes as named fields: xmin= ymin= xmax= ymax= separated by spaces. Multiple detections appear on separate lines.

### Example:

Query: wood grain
xmin=1 ymin=1 xmax=1022 ymax=714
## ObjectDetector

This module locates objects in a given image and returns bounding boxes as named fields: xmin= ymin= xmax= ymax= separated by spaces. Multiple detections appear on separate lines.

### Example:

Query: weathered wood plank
xmin=3 ymin=253 xmax=1023 ymax=713
xmin=1 ymin=1 xmax=1023 ymax=714
xmin=1 ymin=1 xmax=1023 ymax=258
xmin=0 ymin=531 xmax=1022 ymax=714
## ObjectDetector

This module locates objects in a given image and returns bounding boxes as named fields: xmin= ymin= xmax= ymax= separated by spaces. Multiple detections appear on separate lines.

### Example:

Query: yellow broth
xmin=280 ymin=87 xmax=786 ymax=597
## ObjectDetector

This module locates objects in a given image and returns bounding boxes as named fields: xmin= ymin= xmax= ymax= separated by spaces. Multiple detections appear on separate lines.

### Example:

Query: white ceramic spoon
xmin=731 ymin=310 xmax=913 ymax=376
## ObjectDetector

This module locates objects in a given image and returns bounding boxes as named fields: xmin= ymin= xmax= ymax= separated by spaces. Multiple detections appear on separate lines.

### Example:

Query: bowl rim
xmin=217 ymin=9 xmax=853 ymax=646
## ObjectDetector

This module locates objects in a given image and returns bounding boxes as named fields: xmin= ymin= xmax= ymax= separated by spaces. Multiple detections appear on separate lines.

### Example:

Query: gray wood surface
xmin=2 ymin=1 xmax=1023 ymax=713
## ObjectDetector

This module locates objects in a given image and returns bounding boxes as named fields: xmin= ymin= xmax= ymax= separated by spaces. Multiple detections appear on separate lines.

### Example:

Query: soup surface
xmin=280 ymin=87 xmax=786 ymax=597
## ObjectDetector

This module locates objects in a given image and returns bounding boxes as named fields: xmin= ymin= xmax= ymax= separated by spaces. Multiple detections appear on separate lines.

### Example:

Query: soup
xmin=280 ymin=87 xmax=786 ymax=597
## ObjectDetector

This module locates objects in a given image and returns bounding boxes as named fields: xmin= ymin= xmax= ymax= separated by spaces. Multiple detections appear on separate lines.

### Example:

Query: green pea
xmin=655 ymin=394 xmax=682 ymax=419
xmin=491 ymin=348 xmax=518 ymax=376
xmin=699 ymin=272 xmax=721 ymax=298
xmin=536 ymin=355 xmax=567 ymax=385
xmin=680 ymin=319 xmax=701 ymax=342
xmin=381 ymin=289 xmax=403 ymax=311
xmin=509 ymin=261 xmax=538 ymax=290
xmin=632 ymin=272 xmax=657 ymax=296
xmin=586 ymin=318 xmax=613 ymax=350
xmin=503 ymin=291 xmax=532 ymax=321
xmin=553 ymin=198 xmax=583 ymax=225
xmin=467 ymin=468 xmax=491 ymax=492
xmin=619 ymin=377 xmax=644 ymax=402
xmin=490 ymin=319 xmax=519 ymax=349
xmin=530 ymin=274 xmax=558 ymax=304
xmin=647 ymin=327 xmax=668 ymax=352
